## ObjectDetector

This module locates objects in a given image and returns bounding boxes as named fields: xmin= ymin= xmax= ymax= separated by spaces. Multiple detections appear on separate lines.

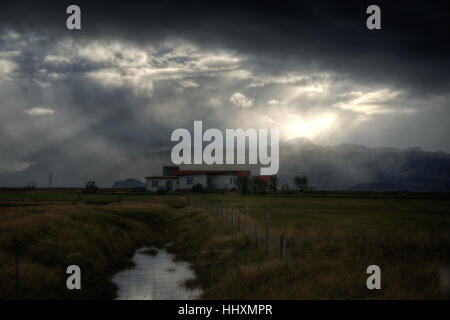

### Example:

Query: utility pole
xmin=48 ymin=173 xmax=53 ymax=188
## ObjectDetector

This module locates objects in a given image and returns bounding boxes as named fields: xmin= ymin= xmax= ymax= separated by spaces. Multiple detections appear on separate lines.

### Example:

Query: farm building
xmin=145 ymin=167 xmax=251 ymax=192
xmin=144 ymin=176 xmax=179 ymax=193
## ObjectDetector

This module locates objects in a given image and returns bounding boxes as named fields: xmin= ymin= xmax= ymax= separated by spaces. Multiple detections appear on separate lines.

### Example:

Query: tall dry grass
xmin=0 ymin=202 xmax=169 ymax=299
xmin=167 ymin=196 xmax=450 ymax=299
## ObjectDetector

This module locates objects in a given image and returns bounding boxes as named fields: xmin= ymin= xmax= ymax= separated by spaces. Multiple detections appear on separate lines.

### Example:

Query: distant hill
xmin=278 ymin=138 xmax=450 ymax=192
xmin=112 ymin=178 xmax=145 ymax=189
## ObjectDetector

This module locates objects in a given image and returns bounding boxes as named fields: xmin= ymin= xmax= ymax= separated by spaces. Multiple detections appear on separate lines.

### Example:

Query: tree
xmin=294 ymin=176 xmax=309 ymax=192
xmin=236 ymin=175 xmax=250 ymax=194
xmin=269 ymin=175 xmax=278 ymax=192
xmin=253 ymin=178 xmax=268 ymax=195
xmin=192 ymin=183 xmax=204 ymax=193
xmin=281 ymin=183 xmax=290 ymax=193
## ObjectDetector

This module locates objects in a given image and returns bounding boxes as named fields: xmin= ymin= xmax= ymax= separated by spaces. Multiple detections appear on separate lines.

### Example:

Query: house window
xmin=229 ymin=177 xmax=233 ymax=184
xmin=187 ymin=176 xmax=193 ymax=185
xmin=152 ymin=180 xmax=159 ymax=187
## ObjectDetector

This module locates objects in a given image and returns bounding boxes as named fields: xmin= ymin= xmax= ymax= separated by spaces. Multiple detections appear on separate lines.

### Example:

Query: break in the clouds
xmin=230 ymin=92 xmax=253 ymax=108
xmin=24 ymin=107 xmax=55 ymax=116
xmin=0 ymin=0 xmax=449 ymax=186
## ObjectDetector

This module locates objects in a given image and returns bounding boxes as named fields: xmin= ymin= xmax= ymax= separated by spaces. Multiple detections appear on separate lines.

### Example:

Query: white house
xmin=145 ymin=169 xmax=251 ymax=192
xmin=145 ymin=176 xmax=178 ymax=192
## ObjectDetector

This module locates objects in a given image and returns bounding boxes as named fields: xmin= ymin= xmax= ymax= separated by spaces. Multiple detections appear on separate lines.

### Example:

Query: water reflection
xmin=112 ymin=247 xmax=202 ymax=300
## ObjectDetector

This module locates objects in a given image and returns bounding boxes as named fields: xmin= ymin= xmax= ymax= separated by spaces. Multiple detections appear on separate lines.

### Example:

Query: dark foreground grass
xmin=0 ymin=201 xmax=179 ymax=299
xmin=0 ymin=191 xmax=449 ymax=299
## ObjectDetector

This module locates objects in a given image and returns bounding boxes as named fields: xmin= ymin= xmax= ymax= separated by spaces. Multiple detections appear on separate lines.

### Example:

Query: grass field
xmin=0 ymin=191 xmax=449 ymax=299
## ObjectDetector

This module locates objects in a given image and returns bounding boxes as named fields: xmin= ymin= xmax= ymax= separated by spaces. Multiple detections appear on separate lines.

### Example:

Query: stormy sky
xmin=0 ymin=0 xmax=449 ymax=186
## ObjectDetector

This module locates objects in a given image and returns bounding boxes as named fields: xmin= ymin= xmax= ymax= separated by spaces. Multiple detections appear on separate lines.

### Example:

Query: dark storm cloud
xmin=1 ymin=0 xmax=449 ymax=94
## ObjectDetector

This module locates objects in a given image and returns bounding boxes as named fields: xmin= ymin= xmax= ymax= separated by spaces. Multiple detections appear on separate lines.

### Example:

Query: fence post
xmin=291 ymin=238 xmax=295 ymax=261
xmin=15 ymin=253 xmax=19 ymax=295
xmin=255 ymin=224 xmax=258 ymax=249
xmin=245 ymin=206 xmax=249 ymax=233
xmin=430 ymin=227 xmax=435 ymax=249
xmin=238 ymin=213 xmax=241 ymax=232
xmin=280 ymin=235 xmax=286 ymax=260
xmin=232 ymin=208 xmax=235 ymax=231
xmin=362 ymin=234 xmax=366 ymax=259
xmin=266 ymin=209 xmax=270 ymax=256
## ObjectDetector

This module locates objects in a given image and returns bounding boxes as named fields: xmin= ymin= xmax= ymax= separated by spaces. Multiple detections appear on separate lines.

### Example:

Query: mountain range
xmin=278 ymin=138 xmax=450 ymax=191
xmin=2 ymin=138 xmax=450 ymax=191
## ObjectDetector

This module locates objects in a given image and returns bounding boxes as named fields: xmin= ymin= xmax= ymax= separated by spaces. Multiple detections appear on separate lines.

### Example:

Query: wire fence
xmin=193 ymin=198 xmax=450 ymax=298
xmin=195 ymin=199 xmax=298 ymax=263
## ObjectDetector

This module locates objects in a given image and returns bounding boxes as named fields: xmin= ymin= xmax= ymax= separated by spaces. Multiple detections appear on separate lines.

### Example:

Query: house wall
xmin=178 ymin=174 xmax=207 ymax=190
xmin=210 ymin=175 xmax=237 ymax=190
xmin=146 ymin=178 xmax=176 ymax=192
xmin=146 ymin=173 xmax=241 ymax=192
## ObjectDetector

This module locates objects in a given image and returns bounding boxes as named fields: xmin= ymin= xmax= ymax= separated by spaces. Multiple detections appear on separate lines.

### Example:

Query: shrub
xmin=192 ymin=183 xmax=204 ymax=193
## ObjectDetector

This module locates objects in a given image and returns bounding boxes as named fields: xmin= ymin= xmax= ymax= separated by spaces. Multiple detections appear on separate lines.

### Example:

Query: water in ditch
xmin=112 ymin=247 xmax=202 ymax=300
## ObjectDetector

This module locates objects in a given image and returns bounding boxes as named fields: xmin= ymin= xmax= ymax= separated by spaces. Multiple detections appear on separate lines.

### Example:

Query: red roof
xmin=173 ymin=170 xmax=250 ymax=177
xmin=237 ymin=171 xmax=250 ymax=177
xmin=145 ymin=176 xmax=178 ymax=179
xmin=253 ymin=175 xmax=271 ymax=182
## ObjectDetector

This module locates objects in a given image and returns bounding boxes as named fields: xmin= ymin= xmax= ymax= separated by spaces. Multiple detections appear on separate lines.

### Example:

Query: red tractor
xmin=24 ymin=182 xmax=37 ymax=191
xmin=85 ymin=181 xmax=98 ymax=193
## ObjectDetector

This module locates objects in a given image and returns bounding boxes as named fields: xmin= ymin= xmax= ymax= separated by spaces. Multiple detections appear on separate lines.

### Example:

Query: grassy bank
xmin=0 ymin=200 xmax=178 ymax=299
xmin=1 ymin=191 xmax=449 ymax=299
xmin=168 ymin=194 xmax=450 ymax=299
